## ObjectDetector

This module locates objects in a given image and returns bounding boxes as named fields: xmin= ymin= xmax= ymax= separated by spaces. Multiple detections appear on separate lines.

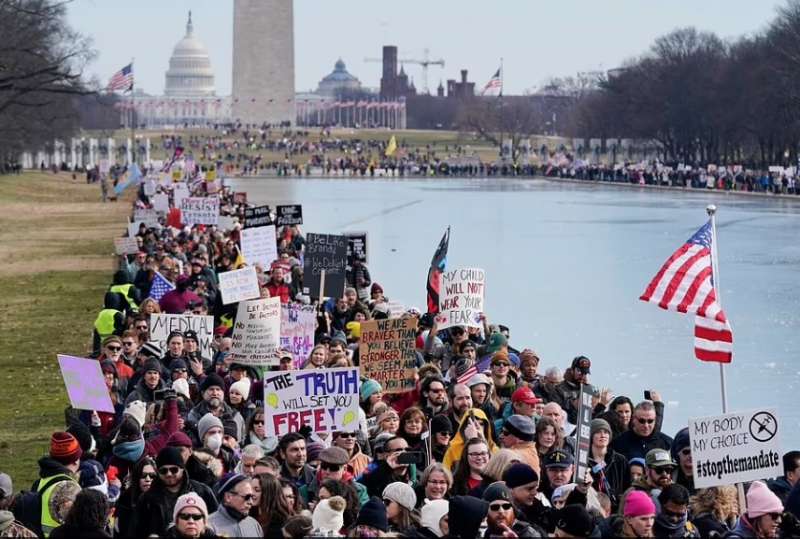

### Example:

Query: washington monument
xmin=232 ymin=0 xmax=295 ymax=125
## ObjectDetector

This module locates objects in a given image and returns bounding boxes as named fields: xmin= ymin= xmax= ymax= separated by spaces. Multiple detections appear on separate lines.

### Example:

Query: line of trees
xmin=0 ymin=0 xmax=96 ymax=168
xmin=567 ymin=1 xmax=800 ymax=168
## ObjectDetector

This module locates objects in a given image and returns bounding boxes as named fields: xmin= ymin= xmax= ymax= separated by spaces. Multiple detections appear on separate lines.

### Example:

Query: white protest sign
xmin=173 ymin=183 xmax=189 ymax=208
xmin=149 ymin=314 xmax=214 ymax=358
xmin=241 ymin=225 xmax=278 ymax=270
xmin=217 ymin=215 xmax=237 ymax=231
xmin=230 ymin=297 xmax=281 ymax=365
xmin=134 ymin=208 xmax=159 ymax=227
xmin=152 ymin=193 xmax=170 ymax=213
xmin=690 ymin=408 xmax=782 ymax=489
xmin=218 ymin=266 xmax=261 ymax=305
xmin=436 ymin=267 xmax=486 ymax=329
xmin=281 ymin=304 xmax=317 ymax=368
xmin=181 ymin=196 xmax=219 ymax=225
xmin=263 ymin=367 xmax=360 ymax=437
xmin=114 ymin=236 xmax=139 ymax=255
xmin=128 ymin=221 xmax=144 ymax=237
xmin=143 ymin=178 xmax=157 ymax=197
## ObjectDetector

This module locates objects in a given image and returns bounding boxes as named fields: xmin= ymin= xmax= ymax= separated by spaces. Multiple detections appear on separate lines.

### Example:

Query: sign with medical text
xmin=573 ymin=384 xmax=594 ymax=483
xmin=229 ymin=297 xmax=281 ymax=366
xmin=180 ymin=196 xmax=219 ymax=225
xmin=690 ymin=408 xmax=782 ymax=488
xmin=359 ymin=317 xmax=418 ymax=393
xmin=149 ymin=313 xmax=214 ymax=358
xmin=241 ymin=225 xmax=278 ymax=270
xmin=436 ymin=268 xmax=485 ymax=330
xmin=263 ymin=367 xmax=360 ymax=437
xmin=276 ymin=204 xmax=303 ymax=226
xmin=281 ymin=304 xmax=316 ymax=368
xmin=218 ymin=266 xmax=261 ymax=305
xmin=114 ymin=236 xmax=139 ymax=255
xmin=58 ymin=355 xmax=114 ymax=413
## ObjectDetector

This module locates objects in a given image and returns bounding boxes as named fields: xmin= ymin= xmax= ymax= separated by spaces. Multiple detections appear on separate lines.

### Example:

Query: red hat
xmin=214 ymin=325 xmax=228 ymax=337
xmin=50 ymin=432 xmax=82 ymax=465
xmin=512 ymin=386 xmax=541 ymax=405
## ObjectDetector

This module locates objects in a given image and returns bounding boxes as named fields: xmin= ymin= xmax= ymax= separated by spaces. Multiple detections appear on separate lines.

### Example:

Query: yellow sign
xmin=172 ymin=170 xmax=182 ymax=182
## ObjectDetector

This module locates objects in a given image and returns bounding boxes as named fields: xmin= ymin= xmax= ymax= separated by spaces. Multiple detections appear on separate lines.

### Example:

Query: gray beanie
xmin=198 ymin=412 xmax=223 ymax=441
xmin=382 ymin=482 xmax=417 ymax=512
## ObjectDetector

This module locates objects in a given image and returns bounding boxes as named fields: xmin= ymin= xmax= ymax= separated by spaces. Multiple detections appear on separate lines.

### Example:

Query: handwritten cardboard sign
xmin=152 ymin=193 xmax=170 ymax=213
xmin=57 ymin=355 xmax=114 ymax=413
xmin=172 ymin=183 xmax=189 ymax=209
xmin=303 ymin=233 xmax=347 ymax=298
xmin=359 ymin=317 xmax=418 ymax=393
xmin=244 ymin=205 xmax=273 ymax=228
xmin=229 ymin=297 xmax=281 ymax=365
xmin=181 ymin=196 xmax=219 ymax=225
xmin=133 ymin=209 xmax=159 ymax=227
xmin=218 ymin=266 xmax=261 ymax=305
xmin=263 ymin=367 xmax=360 ymax=437
xmin=241 ymin=225 xmax=278 ymax=270
xmin=690 ymin=409 xmax=782 ymax=488
xmin=436 ymin=268 xmax=486 ymax=329
xmin=149 ymin=314 xmax=214 ymax=358
xmin=276 ymin=205 xmax=303 ymax=226
xmin=281 ymin=304 xmax=317 ymax=368
xmin=114 ymin=236 xmax=139 ymax=255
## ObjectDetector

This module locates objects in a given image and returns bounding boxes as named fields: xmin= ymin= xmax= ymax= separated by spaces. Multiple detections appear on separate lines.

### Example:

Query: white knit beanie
xmin=420 ymin=499 xmax=449 ymax=538
xmin=383 ymin=481 xmax=417 ymax=512
xmin=312 ymin=495 xmax=345 ymax=534
xmin=229 ymin=378 xmax=251 ymax=401
xmin=124 ymin=400 xmax=147 ymax=428
xmin=171 ymin=378 xmax=191 ymax=400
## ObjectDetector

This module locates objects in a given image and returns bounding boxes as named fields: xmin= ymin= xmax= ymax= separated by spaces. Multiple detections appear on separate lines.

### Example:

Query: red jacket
xmin=266 ymin=281 xmax=290 ymax=303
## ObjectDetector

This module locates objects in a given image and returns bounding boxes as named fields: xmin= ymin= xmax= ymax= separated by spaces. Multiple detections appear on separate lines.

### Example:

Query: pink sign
xmin=57 ymin=354 xmax=114 ymax=413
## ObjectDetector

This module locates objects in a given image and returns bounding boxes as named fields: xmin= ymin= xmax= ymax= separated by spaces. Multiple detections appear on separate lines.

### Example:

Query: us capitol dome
xmin=165 ymin=11 xmax=215 ymax=96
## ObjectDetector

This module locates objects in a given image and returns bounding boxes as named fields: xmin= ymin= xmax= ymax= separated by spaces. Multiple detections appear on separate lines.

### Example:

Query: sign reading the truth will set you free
xmin=263 ymin=367 xmax=360 ymax=437
xmin=690 ymin=408 xmax=782 ymax=488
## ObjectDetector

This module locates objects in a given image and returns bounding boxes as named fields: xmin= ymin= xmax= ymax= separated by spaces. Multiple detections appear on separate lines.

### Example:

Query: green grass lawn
xmin=0 ymin=172 xmax=130 ymax=488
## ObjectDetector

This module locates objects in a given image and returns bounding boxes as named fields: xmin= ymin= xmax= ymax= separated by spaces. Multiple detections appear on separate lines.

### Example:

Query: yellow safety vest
xmin=109 ymin=284 xmax=139 ymax=312
xmin=38 ymin=474 xmax=75 ymax=538
xmin=94 ymin=309 xmax=121 ymax=340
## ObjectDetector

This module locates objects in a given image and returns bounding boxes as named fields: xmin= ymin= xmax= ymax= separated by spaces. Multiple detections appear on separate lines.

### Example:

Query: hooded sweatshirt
xmin=442 ymin=408 xmax=498 ymax=471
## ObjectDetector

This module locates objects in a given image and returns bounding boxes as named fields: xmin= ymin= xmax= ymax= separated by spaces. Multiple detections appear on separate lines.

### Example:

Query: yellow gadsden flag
xmin=385 ymin=135 xmax=397 ymax=157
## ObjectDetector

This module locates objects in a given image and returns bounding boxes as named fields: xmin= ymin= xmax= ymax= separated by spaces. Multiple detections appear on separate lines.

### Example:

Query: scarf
xmin=654 ymin=512 xmax=688 ymax=534
xmin=113 ymin=438 xmax=145 ymax=462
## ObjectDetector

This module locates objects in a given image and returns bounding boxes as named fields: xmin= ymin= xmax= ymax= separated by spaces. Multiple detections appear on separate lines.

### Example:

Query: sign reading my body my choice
xmin=690 ymin=408 xmax=782 ymax=488
xmin=303 ymin=233 xmax=347 ymax=298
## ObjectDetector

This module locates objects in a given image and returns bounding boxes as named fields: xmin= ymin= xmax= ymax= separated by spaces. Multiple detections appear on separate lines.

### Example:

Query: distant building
xmin=164 ymin=11 xmax=215 ymax=97
xmin=380 ymin=46 xmax=417 ymax=100
xmin=317 ymin=58 xmax=362 ymax=97
xmin=447 ymin=69 xmax=475 ymax=99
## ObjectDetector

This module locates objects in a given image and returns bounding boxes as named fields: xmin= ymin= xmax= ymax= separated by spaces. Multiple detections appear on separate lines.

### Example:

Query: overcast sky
xmin=68 ymin=0 xmax=785 ymax=96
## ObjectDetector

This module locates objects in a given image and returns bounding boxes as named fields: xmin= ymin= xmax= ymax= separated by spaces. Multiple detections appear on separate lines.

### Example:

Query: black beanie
xmin=67 ymin=421 xmax=94 ymax=454
xmin=449 ymin=495 xmax=489 ymax=539
xmin=156 ymin=446 xmax=185 ymax=469
xmin=356 ymin=497 xmax=389 ymax=532
xmin=430 ymin=414 xmax=453 ymax=438
xmin=142 ymin=357 xmax=162 ymax=374
xmin=200 ymin=373 xmax=225 ymax=393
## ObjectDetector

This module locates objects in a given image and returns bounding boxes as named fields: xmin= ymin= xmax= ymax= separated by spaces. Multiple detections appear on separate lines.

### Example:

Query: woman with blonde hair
xmin=690 ymin=485 xmax=739 ymax=537
xmin=304 ymin=345 xmax=327 ymax=369
xmin=139 ymin=297 xmax=161 ymax=316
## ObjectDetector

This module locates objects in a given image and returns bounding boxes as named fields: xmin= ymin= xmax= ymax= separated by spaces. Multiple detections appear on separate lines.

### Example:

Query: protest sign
xmin=263 ymin=367 xmax=360 ymax=437
xmin=436 ymin=268 xmax=486 ymax=330
xmin=303 ymin=233 xmax=347 ymax=298
xmin=359 ymin=318 xmax=418 ymax=393
xmin=128 ymin=221 xmax=144 ymax=237
xmin=276 ymin=204 xmax=303 ymax=226
xmin=57 ymin=355 xmax=114 ymax=413
xmin=173 ymin=183 xmax=189 ymax=208
xmin=573 ymin=384 xmax=594 ymax=482
xmin=143 ymin=178 xmax=157 ymax=197
xmin=690 ymin=409 xmax=782 ymax=488
xmin=152 ymin=193 xmax=170 ymax=213
xmin=133 ymin=208 xmax=159 ymax=227
xmin=244 ymin=205 xmax=273 ymax=228
xmin=229 ymin=297 xmax=281 ymax=365
xmin=181 ymin=197 xmax=219 ymax=225
xmin=217 ymin=215 xmax=237 ymax=231
xmin=218 ymin=266 xmax=261 ymax=305
xmin=149 ymin=314 xmax=214 ymax=357
xmin=345 ymin=232 xmax=368 ymax=265
xmin=241 ymin=225 xmax=278 ymax=269
xmin=114 ymin=236 xmax=139 ymax=255
xmin=281 ymin=304 xmax=316 ymax=368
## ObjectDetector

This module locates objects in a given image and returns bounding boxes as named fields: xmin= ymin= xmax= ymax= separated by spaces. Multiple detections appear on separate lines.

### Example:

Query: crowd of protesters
xmin=3 ymin=165 xmax=800 ymax=539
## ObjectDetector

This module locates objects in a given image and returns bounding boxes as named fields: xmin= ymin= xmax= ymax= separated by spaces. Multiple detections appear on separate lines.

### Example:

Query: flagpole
xmin=130 ymin=57 xmax=136 ymax=167
xmin=706 ymin=204 xmax=728 ymax=413
xmin=499 ymin=57 xmax=504 ymax=163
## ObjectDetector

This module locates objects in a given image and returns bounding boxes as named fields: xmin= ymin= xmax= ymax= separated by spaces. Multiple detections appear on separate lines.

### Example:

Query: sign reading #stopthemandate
xmin=689 ymin=408 xmax=782 ymax=489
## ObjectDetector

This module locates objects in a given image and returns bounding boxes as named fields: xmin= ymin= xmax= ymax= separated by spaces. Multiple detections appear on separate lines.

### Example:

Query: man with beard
xmin=446 ymin=384 xmax=473 ymax=433
xmin=278 ymin=432 xmax=315 ymax=489
xmin=419 ymin=376 xmax=449 ymax=420
xmin=625 ymin=449 xmax=677 ymax=511
xmin=482 ymin=482 xmax=541 ymax=538
xmin=186 ymin=374 xmax=244 ymax=446
xmin=653 ymin=484 xmax=699 ymax=538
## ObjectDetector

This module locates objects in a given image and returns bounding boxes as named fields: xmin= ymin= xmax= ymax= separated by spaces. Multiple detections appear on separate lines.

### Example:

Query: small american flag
xmin=149 ymin=271 xmax=175 ymax=302
xmin=640 ymin=220 xmax=733 ymax=363
xmin=457 ymin=364 xmax=479 ymax=385
xmin=481 ymin=68 xmax=502 ymax=96
xmin=107 ymin=63 xmax=134 ymax=92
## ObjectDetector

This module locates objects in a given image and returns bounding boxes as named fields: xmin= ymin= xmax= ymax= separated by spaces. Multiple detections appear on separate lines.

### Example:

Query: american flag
xmin=107 ymin=63 xmax=134 ymax=92
xmin=148 ymin=271 xmax=175 ymax=302
xmin=481 ymin=68 xmax=502 ymax=96
xmin=457 ymin=364 xmax=479 ymax=385
xmin=640 ymin=220 xmax=733 ymax=363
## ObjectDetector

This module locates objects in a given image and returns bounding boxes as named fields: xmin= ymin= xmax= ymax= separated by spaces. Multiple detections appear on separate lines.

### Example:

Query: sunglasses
xmin=106 ymin=346 xmax=122 ymax=352
xmin=159 ymin=466 xmax=181 ymax=476
xmin=141 ymin=472 xmax=157 ymax=480
xmin=253 ymin=419 xmax=264 ymax=425
xmin=768 ymin=512 xmax=783 ymax=520
xmin=136 ymin=325 xmax=148 ymax=330
xmin=177 ymin=513 xmax=204 ymax=522
xmin=337 ymin=432 xmax=356 ymax=438
xmin=123 ymin=341 xmax=136 ymax=346
xmin=489 ymin=502 xmax=513 ymax=512
xmin=230 ymin=492 xmax=256 ymax=502
xmin=320 ymin=462 xmax=342 ymax=472
xmin=492 ymin=362 xmax=510 ymax=368
xmin=635 ymin=417 xmax=655 ymax=424
xmin=653 ymin=467 xmax=675 ymax=476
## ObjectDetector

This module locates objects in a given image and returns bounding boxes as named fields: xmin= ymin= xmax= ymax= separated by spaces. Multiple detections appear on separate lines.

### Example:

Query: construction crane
xmin=364 ymin=48 xmax=445 ymax=95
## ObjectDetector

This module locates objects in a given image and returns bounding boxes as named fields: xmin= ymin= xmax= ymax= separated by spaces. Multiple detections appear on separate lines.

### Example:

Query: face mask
xmin=206 ymin=433 xmax=223 ymax=452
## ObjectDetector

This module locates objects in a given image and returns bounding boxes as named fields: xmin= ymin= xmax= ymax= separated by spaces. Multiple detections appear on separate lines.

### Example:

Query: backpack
xmin=12 ymin=474 xmax=73 ymax=538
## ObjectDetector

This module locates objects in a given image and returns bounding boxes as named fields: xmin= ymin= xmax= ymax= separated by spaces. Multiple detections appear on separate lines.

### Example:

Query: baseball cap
xmin=466 ymin=373 xmax=492 ymax=388
xmin=544 ymin=449 xmax=574 ymax=469
xmin=645 ymin=448 xmax=677 ymax=468
xmin=571 ymin=356 xmax=591 ymax=374
xmin=511 ymin=386 xmax=541 ymax=405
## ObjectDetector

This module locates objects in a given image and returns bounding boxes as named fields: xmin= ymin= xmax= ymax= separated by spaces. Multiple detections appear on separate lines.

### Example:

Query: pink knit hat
xmin=624 ymin=491 xmax=656 ymax=518
xmin=746 ymin=480 xmax=783 ymax=519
